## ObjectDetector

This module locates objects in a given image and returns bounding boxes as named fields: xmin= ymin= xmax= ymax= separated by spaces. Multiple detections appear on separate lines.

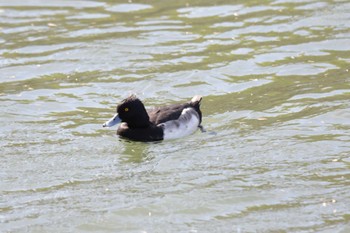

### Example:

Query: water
xmin=1 ymin=0 xmax=350 ymax=232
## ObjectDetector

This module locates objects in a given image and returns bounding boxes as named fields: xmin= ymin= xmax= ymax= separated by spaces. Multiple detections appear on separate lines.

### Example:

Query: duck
xmin=103 ymin=95 xmax=203 ymax=141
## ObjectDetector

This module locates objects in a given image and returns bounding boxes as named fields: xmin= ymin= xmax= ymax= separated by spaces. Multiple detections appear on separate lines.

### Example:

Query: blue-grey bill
xmin=103 ymin=114 xmax=121 ymax=127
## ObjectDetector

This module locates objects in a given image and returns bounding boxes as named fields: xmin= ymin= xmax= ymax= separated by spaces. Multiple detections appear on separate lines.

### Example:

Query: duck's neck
xmin=128 ymin=107 xmax=150 ymax=128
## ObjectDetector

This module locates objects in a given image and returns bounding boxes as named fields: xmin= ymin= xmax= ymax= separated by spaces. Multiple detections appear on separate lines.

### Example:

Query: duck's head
xmin=103 ymin=95 xmax=150 ymax=128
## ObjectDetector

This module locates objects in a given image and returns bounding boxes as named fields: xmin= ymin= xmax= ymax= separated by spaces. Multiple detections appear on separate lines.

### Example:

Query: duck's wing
xmin=148 ymin=103 xmax=190 ymax=125
xmin=148 ymin=96 xmax=202 ymax=125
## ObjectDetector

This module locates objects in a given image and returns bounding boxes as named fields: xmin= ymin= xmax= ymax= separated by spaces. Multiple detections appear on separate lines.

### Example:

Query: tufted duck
xmin=103 ymin=95 xmax=203 ymax=141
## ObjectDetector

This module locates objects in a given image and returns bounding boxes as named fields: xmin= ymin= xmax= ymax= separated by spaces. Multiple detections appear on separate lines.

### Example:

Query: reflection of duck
xmin=103 ymin=95 xmax=203 ymax=141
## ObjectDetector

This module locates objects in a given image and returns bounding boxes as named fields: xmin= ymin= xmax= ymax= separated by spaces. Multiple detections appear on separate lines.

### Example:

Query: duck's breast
xmin=158 ymin=107 xmax=200 ymax=140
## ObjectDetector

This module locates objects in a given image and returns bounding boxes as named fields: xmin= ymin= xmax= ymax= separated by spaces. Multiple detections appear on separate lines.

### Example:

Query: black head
xmin=116 ymin=95 xmax=150 ymax=128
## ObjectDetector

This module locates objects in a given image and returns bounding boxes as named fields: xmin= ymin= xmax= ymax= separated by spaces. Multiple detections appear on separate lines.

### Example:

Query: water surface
xmin=1 ymin=0 xmax=350 ymax=232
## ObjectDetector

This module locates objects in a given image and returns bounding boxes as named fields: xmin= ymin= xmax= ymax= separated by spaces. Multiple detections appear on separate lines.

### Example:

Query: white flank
xmin=160 ymin=108 xmax=200 ymax=140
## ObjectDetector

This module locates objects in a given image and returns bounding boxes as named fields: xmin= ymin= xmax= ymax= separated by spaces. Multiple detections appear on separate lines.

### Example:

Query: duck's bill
xmin=102 ymin=114 xmax=121 ymax=127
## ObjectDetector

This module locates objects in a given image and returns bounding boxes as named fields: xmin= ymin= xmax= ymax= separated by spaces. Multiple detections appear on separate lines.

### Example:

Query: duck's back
xmin=148 ymin=103 xmax=190 ymax=125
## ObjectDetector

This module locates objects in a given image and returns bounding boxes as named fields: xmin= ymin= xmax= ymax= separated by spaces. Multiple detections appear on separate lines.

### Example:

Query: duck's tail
xmin=190 ymin=95 xmax=202 ymax=106
xmin=190 ymin=95 xmax=203 ymax=125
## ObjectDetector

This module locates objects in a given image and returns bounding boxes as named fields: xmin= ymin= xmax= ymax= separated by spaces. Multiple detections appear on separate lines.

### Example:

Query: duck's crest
xmin=128 ymin=93 xmax=138 ymax=100
xmin=122 ymin=94 xmax=138 ymax=103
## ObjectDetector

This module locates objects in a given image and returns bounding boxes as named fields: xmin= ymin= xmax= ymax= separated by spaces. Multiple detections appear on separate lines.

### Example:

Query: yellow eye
xmin=124 ymin=107 xmax=129 ymax=112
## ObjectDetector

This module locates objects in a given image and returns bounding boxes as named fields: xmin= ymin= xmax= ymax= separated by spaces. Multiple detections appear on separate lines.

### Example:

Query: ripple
xmin=0 ymin=0 xmax=105 ymax=8
xmin=66 ymin=12 xmax=110 ymax=20
xmin=107 ymin=4 xmax=152 ymax=13
xmin=276 ymin=39 xmax=350 ymax=54
xmin=178 ymin=5 xmax=243 ymax=18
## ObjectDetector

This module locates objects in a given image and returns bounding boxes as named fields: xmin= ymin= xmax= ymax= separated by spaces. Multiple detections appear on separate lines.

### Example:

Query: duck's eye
xmin=124 ymin=107 xmax=129 ymax=112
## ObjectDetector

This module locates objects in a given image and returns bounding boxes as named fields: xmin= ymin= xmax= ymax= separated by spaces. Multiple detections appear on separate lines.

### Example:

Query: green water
xmin=1 ymin=0 xmax=350 ymax=232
